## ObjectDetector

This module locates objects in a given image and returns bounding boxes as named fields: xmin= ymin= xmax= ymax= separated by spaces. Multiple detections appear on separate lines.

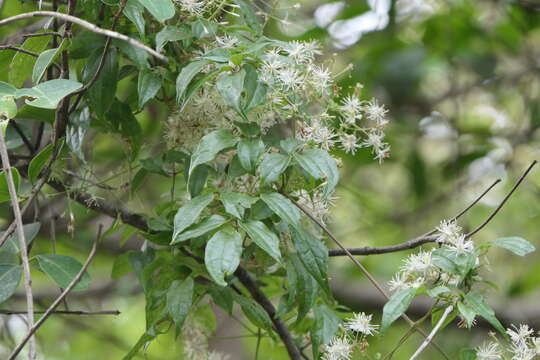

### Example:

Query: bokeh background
xmin=1 ymin=0 xmax=540 ymax=358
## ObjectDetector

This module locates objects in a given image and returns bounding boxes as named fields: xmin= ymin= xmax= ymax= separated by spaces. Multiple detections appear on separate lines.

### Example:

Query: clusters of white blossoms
xmin=475 ymin=325 xmax=540 ymax=360
xmin=388 ymin=219 xmax=476 ymax=292
xmin=293 ymin=189 xmax=338 ymax=225
xmin=181 ymin=316 xmax=230 ymax=360
xmin=322 ymin=312 xmax=379 ymax=360
xmin=166 ymin=31 xmax=391 ymax=163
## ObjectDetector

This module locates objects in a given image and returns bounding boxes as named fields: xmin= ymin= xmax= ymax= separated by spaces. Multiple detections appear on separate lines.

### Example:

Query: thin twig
xmin=329 ymin=178 xmax=501 ymax=257
xmin=0 ymin=11 xmax=168 ymax=63
xmin=22 ymin=31 xmax=62 ymax=38
xmin=0 ymin=45 xmax=38 ymax=57
xmin=0 ymin=128 xmax=36 ymax=360
xmin=409 ymin=305 xmax=454 ymax=360
xmin=466 ymin=160 xmax=538 ymax=238
xmin=10 ymin=120 xmax=35 ymax=154
xmin=0 ymin=310 xmax=120 ymax=315
xmin=8 ymin=225 xmax=102 ymax=360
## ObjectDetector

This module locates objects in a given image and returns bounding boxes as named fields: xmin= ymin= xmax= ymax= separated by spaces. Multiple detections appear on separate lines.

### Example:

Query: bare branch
xmin=466 ymin=160 xmax=538 ymax=238
xmin=0 ymin=128 xmax=36 ymax=360
xmin=329 ymin=178 xmax=502 ymax=257
xmin=0 ymin=11 xmax=168 ymax=63
xmin=8 ymin=225 xmax=102 ymax=360
xmin=0 ymin=45 xmax=38 ymax=57
xmin=235 ymin=267 xmax=302 ymax=360
xmin=0 ymin=309 xmax=120 ymax=315
xmin=410 ymin=305 xmax=454 ymax=360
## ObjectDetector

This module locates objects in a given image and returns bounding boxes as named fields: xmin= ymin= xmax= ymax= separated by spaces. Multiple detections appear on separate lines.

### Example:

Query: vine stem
xmin=409 ymin=305 xmax=454 ymax=360
xmin=286 ymin=194 xmax=450 ymax=360
xmin=0 ymin=11 xmax=168 ymax=63
xmin=8 ymin=225 xmax=102 ymax=360
xmin=0 ymin=127 xmax=36 ymax=360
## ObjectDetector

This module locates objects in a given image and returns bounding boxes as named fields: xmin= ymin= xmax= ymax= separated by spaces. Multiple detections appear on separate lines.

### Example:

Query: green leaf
xmin=216 ymin=70 xmax=247 ymax=120
xmin=0 ymin=98 xmax=17 ymax=120
xmin=32 ymin=47 xmax=61 ymax=83
xmin=0 ymin=82 xmax=16 ymax=98
xmin=167 ymin=277 xmax=194 ymax=327
xmin=36 ymin=254 xmax=91 ymax=291
xmin=220 ymin=192 xmax=258 ymax=219
xmin=67 ymin=107 xmax=90 ymax=161
xmin=175 ymin=60 xmax=209 ymax=104
xmin=233 ymin=293 xmax=273 ymax=330
xmin=0 ymin=264 xmax=22 ymax=303
xmin=287 ymin=253 xmax=317 ymax=323
xmin=111 ymin=252 xmax=132 ymax=279
xmin=137 ymin=69 xmax=162 ymax=109
xmin=292 ymin=227 xmax=329 ymax=292
xmin=260 ymin=192 xmax=301 ymax=229
xmin=15 ymin=80 xmax=83 ymax=109
xmin=431 ymin=249 xmax=460 ymax=275
xmin=156 ymin=26 xmax=190 ymax=53
xmin=9 ymin=34 xmax=51 ymax=87
xmin=114 ymin=39 xmax=149 ymax=69
xmin=172 ymin=193 xmax=214 ymax=243
xmin=459 ymin=348 xmax=477 ymax=360
xmin=293 ymin=149 xmax=339 ymax=198
xmin=239 ymin=220 xmax=281 ymax=262
xmin=463 ymin=292 xmax=505 ymax=335
xmin=123 ymin=0 xmax=146 ymax=36
xmin=136 ymin=0 xmax=175 ymax=22
xmin=457 ymin=302 xmax=476 ymax=328
xmin=204 ymin=230 xmax=243 ymax=286
xmin=1 ymin=222 xmax=41 ymax=253
xmin=492 ymin=237 xmax=535 ymax=256
xmin=237 ymin=138 xmax=264 ymax=173
xmin=189 ymin=129 xmax=238 ymax=177
xmin=179 ymin=69 xmax=221 ymax=110
xmin=188 ymin=164 xmax=209 ymax=198
xmin=381 ymin=287 xmax=417 ymax=333
xmin=209 ymin=286 xmax=234 ymax=314
xmin=172 ymin=215 xmax=228 ymax=244
xmin=0 ymin=167 xmax=20 ymax=203
xmin=28 ymin=142 xmax=53 ymax=183
xmin=83 ymin=47 xmax=118 ymax=118
xmin=259 ymin=153 xmax=291 ymax=184
xmin=242 ymin=64 xmax=267 ymax=111
xmin=310 ymin=304 xmax=340 ymax=359
xmin=235 ymin=0 xmax=263 ymax=34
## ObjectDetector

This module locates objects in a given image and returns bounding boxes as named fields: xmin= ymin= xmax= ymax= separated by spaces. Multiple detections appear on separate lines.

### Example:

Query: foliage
xmin=1 ymin=0 xmax=540 ymax=359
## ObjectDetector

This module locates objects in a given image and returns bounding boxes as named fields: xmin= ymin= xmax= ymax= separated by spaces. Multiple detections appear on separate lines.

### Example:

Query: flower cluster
xmin=293 ymin=188 xmax=338 ymax=225
xmin=475 ymin=325 xmax=540 ymax=360
xmin=436 ymin=219 xmax=475 ymax=255
xmin=165 ymin=30 xmax=391 ymax=162
xmin=388 ymin=220 xmax=477 ymax=293
xmin=322 ymin=312 xmax=379 ymax=360
xmin=181 ymin=315 xmax=230 ymax=360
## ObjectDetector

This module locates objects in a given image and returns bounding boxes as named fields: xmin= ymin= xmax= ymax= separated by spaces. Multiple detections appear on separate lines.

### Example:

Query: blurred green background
xmin=1 ymin=0 xmax=540 ymax=358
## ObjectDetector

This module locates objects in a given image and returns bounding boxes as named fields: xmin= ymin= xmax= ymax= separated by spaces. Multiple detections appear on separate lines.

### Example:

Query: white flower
xmin=281 ymin=40 xmax=319 ymax=64
xmin=313 ymin=126 xmax=336 ymax=150
xmin=361 ymin=130 xmax=385 ymax=149
xmin=277 ymin=67 xmax=303 ymax=90
xmin=340 ymin=95 xmax=363 ymax=124
xmin=436 ymin=220 xmax=463 ymax=244
xmin=402 ymin=250 xmax=433 ymax=274
xmin=476 ymin=342 xmax=502 ymax=360
xmin=374 ymin=144 xmax=390 ymax=163
xmin=208 ymin=351 xmax=231 ymax=360
xmin=364 ymin=98 xmax=389 ymax=126
xmin=177 ymin=0 xmax=206 ymax=15
xmin=445 ymin=234 xmax=475 ymax=255
xmin=507 ymin=325 xmax=534 ymax=346
xmin=388 ymin=272 xmax=409 ymax=291
xmin=344 ymin=312 xmax=379 ymax=335
xmin=214 ymin=34 xmax=238 ymax=49
xmin=322 ymin=336 xmax=353 ymax=360
xmin=340 ymin=134 xmax=359 ymax=154
xmin=532 ymin=337 xmax=540 ymax=355
xmin=310 ymin=65 xmax=332 ymax=92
